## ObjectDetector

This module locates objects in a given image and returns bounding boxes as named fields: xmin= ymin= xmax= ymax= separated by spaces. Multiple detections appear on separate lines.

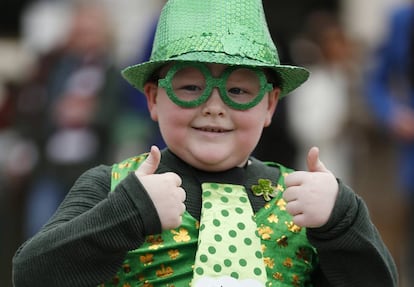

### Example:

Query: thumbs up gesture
xmin=135 ymin=146 xmax=186 ymax=230
xmin=283 ymin=147 xmax=339 ymax=228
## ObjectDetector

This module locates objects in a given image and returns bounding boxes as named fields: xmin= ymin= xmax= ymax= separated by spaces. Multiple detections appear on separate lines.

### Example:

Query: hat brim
xmin=121 ymin=52 xmax=309 ymax=98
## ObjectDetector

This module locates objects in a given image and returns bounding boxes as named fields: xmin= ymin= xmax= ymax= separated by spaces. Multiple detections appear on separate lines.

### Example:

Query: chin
xmin=192 ymin=152 xmax=249 ymax=172
xmin=171 ymin=143 xmax=250 ymax=171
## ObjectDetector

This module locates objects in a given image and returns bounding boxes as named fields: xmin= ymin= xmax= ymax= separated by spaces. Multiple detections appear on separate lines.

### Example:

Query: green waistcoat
xmin=100 ymin=154 xmax=318 ymax=287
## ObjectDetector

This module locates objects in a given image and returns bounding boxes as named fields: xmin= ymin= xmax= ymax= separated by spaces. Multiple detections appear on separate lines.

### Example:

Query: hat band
xmin=151 ymin=33 xmax=280 ymax=66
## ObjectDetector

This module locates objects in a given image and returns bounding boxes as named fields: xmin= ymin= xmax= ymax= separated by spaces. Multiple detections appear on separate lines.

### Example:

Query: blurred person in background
xmin=114 ymin=18 xmax=166 ymax=162
xmin=365 ymin=2 xmax=414 ymax=285
xmin=16 ymin=0 xmax=123 ymax=238
xmin=0 ymin=80 xmax=37 ymax=287
xmin=287 ymin=10 xmax=363 ymax=185
xmin=0 ymin=82 xmax=37 ymax=193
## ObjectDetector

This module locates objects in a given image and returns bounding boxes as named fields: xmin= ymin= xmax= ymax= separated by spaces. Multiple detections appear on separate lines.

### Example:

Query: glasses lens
xmin=225 ymin=68 xmax=262 ymax=104
xmin=171 ymin=66 xmax=206 ymax=102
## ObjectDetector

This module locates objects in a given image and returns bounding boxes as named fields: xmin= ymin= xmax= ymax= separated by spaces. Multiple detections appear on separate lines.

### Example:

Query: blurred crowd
xmin=0 ymin=0 xmax=413 ymax=286
xmin=0 ymin=0 xmax=165 ymax=285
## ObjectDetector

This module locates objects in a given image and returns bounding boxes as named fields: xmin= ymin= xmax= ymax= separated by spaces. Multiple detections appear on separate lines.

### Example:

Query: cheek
xmin=233 ymin=114 xmax=266 ymax=148
xmin=233 ymin=106 xmax=271 ymax=145
xmin=157 ymin=104 xmax=192 ymax=137
xmin=151 ymin=93 xmax=178 ymax=122
xmin=237 ymin=107 xmax=269 ymax=130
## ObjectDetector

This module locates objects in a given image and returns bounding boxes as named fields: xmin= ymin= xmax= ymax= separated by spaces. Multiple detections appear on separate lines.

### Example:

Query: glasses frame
xmin=158 ymin=62 xmax=274 ymax=110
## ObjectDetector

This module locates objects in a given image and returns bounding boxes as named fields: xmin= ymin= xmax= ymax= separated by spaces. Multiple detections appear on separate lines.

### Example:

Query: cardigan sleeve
xmin=307 ymin=180 xmax=399 ymax=287
xmin=12 ymin=165 xmax=162 ymax=287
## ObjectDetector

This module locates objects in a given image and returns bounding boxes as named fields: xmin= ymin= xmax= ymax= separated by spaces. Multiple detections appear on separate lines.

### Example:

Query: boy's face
xmin=144 ymin=63 xmax=280 ymax=172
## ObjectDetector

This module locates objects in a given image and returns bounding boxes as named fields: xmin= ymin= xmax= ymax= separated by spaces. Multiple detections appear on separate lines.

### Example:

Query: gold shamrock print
xmin=257 ymin=224 xmax=273 ymax=240
xmin=171 ymin=228 xmax=191 ymax=242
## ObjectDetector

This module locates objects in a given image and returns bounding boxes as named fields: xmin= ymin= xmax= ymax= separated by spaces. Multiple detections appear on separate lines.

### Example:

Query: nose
xmin=201 ymin=87 xmax=226 ymax=116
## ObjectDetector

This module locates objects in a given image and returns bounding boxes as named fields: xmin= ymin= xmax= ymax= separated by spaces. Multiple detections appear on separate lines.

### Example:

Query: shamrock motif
xmin=251 ymin=179 xmax=278 ymax=201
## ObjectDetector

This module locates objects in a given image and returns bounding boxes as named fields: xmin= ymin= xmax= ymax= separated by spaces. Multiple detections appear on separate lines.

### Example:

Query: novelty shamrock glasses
xmin=158 ymin=62 xmax=274 ymax=110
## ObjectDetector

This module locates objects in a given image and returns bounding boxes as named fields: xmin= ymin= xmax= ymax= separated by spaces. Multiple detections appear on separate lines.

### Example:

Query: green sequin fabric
xmin=121 ymin=0 xmax=309 ymax=98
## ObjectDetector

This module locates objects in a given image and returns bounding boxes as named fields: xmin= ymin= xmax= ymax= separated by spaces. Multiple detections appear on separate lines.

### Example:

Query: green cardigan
xmin=12 ymin=149 xmax=398 ymax=286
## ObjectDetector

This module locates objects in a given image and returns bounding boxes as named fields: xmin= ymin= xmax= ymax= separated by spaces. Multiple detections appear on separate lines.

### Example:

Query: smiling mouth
xmin=194 ymin=127 xmax=232 ymax=133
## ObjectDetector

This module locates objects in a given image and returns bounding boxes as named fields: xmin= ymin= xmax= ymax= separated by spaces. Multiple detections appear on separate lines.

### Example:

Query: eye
xmin=227 ymin=85 xmax=257 ymax=103
xmin=181 ymin=85 xmax=202 ymax=92
xmin=174 ymin=83 xmax=204 ymax=101
xmin=227 ymin=87 xmax=246 ymax=95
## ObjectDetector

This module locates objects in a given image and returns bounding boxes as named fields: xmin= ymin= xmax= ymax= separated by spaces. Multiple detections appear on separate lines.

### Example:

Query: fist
xmin=135 ymin=146 xmax=186 ymax=230
xmin=283 ymin=147 xmax=339 ymax=228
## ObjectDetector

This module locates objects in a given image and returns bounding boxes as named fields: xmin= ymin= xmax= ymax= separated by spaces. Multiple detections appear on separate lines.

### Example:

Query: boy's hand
xmin=283 ymin=147 xmax=339 ymax=228
xmin=135 ymin=146 xmax=186 ymax=230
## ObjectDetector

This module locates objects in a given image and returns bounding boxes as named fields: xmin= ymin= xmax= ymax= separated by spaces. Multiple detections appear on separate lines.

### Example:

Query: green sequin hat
xmin=121 ymin=0 xmax=310 ymax=98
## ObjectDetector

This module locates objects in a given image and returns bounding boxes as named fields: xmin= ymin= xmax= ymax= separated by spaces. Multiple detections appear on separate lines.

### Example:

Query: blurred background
xmin=1 ymin=0 xmax=412 ymax=286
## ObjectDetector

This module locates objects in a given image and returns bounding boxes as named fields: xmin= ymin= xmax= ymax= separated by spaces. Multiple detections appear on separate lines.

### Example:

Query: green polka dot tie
xmin=192 ymin=183 xmax=267 ymax=286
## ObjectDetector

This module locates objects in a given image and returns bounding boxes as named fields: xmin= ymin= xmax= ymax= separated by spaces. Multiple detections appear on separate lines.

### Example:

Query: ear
xmin=144 ymin=82 xmax=159 ymax=121
xmin=264 ymin=88 xmax=280 ymax=127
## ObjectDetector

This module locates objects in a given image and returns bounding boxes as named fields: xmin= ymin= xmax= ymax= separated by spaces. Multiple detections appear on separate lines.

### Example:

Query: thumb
xmin=306 ymin=146 xmax=329 ymax=173
xmin=136 ymin=145 xmax=161 ymax=176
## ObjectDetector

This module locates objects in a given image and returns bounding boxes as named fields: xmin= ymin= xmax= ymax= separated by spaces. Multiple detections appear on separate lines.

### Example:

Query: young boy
xmin=13 ymin=0 xmax=398 ymax=286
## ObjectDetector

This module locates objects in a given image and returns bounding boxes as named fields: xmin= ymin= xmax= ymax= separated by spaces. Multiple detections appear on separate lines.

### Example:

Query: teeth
xmin=200 ymin=127 xmax=225 ymax=132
